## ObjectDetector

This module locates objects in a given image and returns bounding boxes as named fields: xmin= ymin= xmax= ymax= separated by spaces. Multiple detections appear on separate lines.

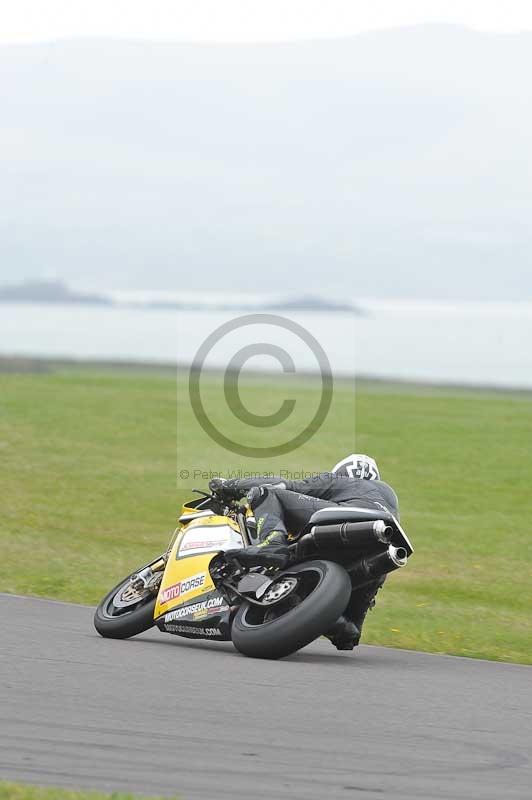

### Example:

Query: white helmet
xmin=331 ymin=453 xmax=380 ymax=481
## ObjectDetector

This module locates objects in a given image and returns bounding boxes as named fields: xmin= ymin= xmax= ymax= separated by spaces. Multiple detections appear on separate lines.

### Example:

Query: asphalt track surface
xmin=0 ymin=594 xmax=530 ymax=800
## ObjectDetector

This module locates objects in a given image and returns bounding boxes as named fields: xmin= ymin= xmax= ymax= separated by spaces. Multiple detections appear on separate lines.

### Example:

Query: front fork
xmin=129 ymin=555 xmax=167 ymax=593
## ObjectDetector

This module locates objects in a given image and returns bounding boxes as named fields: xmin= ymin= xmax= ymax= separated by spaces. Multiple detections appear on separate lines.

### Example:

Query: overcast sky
xmin=2 ymin=0 xmax=532 ymax=44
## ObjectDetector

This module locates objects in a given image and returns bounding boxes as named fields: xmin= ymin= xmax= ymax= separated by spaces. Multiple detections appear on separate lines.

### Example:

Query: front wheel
xmin=231 ymin=560 xmax=351 ymax=659
xmin=94 ymin=561 xmax=163 ymax=640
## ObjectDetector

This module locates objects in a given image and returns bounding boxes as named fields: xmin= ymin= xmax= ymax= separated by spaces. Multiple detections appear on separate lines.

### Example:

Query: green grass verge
xmin=0 ymin=781 xmax=175 ymax=800
xmin=1 ymin=364 xmax=531 ymax=664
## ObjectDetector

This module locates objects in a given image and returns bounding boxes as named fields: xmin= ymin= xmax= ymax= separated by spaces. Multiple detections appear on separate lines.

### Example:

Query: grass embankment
xmin=0 ymin=782 xmax=175 ymax=800
xmin=1 ymin=364 xmax=531 ymax=664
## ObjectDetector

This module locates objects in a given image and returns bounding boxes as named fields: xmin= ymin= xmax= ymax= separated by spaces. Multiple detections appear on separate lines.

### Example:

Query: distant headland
xmin=0 ymin=280 xmax=363 ymax=315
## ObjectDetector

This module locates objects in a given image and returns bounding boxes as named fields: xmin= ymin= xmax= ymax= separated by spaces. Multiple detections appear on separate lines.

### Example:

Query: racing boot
xmin=345 ymin=576 xmax=387 ymax=639
xmin=324 ymin=616 xmax=361 ymax=650
xmin=326 ymin=577 xmax=386 ymax=650
xmin=226 ymin=532 xmax=289 ymax=570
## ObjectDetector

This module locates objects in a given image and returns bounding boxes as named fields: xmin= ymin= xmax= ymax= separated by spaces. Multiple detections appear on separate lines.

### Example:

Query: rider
xmin=209 ymin=454 xmax=399 ymax=651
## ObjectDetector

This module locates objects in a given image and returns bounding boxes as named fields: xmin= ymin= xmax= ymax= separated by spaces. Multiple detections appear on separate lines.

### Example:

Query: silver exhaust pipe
xmin=388 ymin=545 xmax=408 ymax=568
xmin=347 ymin=544 xmax=409 ymax=588
xmin=308 ymin=519 xmax=395 ymax=554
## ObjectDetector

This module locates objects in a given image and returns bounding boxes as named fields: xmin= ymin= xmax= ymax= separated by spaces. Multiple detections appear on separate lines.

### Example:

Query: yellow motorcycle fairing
xmin=153 ymin=514 xmax=241 ymax=620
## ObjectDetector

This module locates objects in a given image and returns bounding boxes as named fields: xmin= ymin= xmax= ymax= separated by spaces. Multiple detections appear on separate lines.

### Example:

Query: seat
xmin=308 ymin=505 xmax=394 ymax=527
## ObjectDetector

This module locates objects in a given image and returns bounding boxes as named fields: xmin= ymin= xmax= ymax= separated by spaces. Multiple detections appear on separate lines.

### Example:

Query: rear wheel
xmin=94 ymin=562 xmax=164 ymax=639
xmin=231 ymin=560 xmax=351 ymax=659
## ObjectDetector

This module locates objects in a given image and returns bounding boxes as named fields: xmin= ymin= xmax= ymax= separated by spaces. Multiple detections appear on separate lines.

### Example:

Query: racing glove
xmin=208 ymin=478 xmax=244 ymax=501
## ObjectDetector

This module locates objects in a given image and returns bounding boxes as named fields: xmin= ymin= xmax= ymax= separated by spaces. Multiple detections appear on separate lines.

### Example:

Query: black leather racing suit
xmin=229 ymin=473 xmax=400 ymax=634
xmin=231 ymin=472 xmax=399 ymax=541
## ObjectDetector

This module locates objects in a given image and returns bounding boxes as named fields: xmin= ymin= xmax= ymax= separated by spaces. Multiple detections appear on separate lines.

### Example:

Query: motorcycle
xmin=94 ymin=488 xmax=414 ymax=659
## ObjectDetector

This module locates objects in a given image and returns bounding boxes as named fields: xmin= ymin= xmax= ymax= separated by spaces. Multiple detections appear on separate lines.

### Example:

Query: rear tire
xmin=94 ymin=568 xmax=159 ymax=640
xmin=231 ymin=560 xmax=351 ymax=659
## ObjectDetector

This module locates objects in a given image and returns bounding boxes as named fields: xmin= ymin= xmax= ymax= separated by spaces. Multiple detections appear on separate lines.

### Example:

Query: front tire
xmin=231 ymin=560 xmax=351 ymax=659
xmin=94 ymin=566 xmax=160 ymax=639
